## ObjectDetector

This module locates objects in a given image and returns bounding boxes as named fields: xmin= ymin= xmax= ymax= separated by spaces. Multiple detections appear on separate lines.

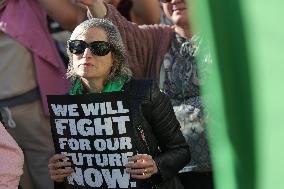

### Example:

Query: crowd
xmin=0 ymin=0 xmax=213 ymax=189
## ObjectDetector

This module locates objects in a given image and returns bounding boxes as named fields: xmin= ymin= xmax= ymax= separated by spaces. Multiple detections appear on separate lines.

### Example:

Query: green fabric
xmin=69 ymin=79 xmax=83 ymax=95
xmin=102 ymin=77 xmax=127 ymax=92
xmin=69 ymin=76 xmax=127 ymax=95
xmin=191 ymin=0 xmax=284 ymax=188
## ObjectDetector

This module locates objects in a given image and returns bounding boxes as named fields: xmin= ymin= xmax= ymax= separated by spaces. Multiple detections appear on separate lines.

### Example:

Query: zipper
xmin=136 ymin=124 xmax=161 ymax=189
xmin=136 ymin=124 xmax=151 ymax=154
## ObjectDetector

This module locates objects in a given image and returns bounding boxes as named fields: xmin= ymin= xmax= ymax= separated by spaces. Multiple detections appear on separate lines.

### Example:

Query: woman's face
xmin=72 ymin=28 xmax=113 ymax=81
xmin=161 ymin=0 xmax=189 ymax=27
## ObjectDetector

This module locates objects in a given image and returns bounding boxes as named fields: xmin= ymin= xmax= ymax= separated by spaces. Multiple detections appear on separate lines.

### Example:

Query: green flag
xmin=189 ymin=0 xmax=284 ymax=188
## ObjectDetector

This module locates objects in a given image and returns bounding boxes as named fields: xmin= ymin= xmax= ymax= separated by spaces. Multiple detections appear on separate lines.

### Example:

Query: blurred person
xmin=48 ymin=18 xmax=190 ymax=189
xmin=104 ymin=0 xmax=161 ymax=24
xmin=159 ymin=2 xmax=172 ymax=25
xmin=0 ymin=0 xmax=5 ymax=10
xmin=0 ymin=111 xmax=24 ymax=189
xmin=47 ymin=16 xmax=72 ymax=67
xmin=76 ymin=0 xmax=214 ymax=188
xmin=0 ymin=0 xmax=85 ymax=189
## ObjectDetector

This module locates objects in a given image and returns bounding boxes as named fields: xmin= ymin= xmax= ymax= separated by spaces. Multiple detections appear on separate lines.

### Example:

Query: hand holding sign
xmin=125 ymin=154 xmax=158 ymax=179
xmin=48 ymin=94 xmax=138 ymax=188
xmin=48 ymin=154 xmax=74 ymax=183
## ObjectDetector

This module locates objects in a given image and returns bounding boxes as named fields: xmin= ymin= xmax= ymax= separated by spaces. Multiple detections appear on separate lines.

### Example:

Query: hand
xmin=125 ymin=154 xmax=158 ymax=179
xmin=75 ymin=0 xmax=106 ymax=18
xmin=48 ymin=154 xmax=74 ymax=183
xmin=75 ymin=0 xmax=104 ymax=8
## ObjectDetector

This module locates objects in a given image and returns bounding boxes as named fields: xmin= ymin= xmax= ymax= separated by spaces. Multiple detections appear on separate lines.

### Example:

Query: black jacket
xmin=123 ymin=78 xmax=190 ymax=189
xmin=55 ymin=78 xmax=190 ymax=189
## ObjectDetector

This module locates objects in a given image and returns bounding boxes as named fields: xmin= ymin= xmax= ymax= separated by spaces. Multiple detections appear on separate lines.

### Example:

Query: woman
xmin=0 ymin=112 xmax=24 ymax=189
xmin=48 ymin=18 xmax=190 ymax=189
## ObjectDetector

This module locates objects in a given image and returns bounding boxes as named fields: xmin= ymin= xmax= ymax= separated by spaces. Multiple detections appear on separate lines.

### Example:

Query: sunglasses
xmin=160 ymin=0 xmax=171 ymax=3
xmin=68 ymin=40 xmax=112 ymax=56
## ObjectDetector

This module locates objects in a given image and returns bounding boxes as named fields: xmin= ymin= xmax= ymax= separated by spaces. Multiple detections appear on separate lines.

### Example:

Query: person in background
xmin=0 ymin=111 xmax=24 ymax=189
xmin=0 ymin=0 xmax=5 ymax=10
xmin=48 ymin=18 xmax=190 ymax=189
xmin=76 ymin=0 xmax=214 ymax=188
xmin=104 ymin=0 xmax=161 ymax=24
xmin=47 ymin=16 xmax=72 ymax=67
xmin=45 ymin=0 xmax=161 ymax=71
xmin=0 ymin=1 xmax=85 ymax=188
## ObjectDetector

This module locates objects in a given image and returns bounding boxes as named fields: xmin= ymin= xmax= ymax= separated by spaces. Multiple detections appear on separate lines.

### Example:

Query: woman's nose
xmin=82 ymin=47 xmax=92 ymax=57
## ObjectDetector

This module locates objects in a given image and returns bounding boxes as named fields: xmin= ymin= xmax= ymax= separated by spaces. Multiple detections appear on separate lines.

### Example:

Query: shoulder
xmin=126 ymin=77 xmax=155 ymax=89
xmin=125 ymin=78 xmax=162 ymax=101
xmin=124 ymin=78 xmax=152 ymax=95
xmin=128 ymin=78 xmax=153 ymax=86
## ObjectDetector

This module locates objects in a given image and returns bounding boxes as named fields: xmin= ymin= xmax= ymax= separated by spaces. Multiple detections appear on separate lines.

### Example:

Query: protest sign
xmin=47 ymin=92 xmax=137 ymax=189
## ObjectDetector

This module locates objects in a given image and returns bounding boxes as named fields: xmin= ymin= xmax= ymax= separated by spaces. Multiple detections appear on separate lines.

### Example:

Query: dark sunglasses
xmin=160 ymin=0 xmax=171 ymax=3
xmin=68 ymin=40 xmax=112 ymax=56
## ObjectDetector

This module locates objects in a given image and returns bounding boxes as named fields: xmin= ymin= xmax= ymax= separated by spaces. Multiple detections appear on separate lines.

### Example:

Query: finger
xmin=126 ymin=167 xmax=153 ymax=174
xmin=125 ymin=159 xmax=153 ymax=169
xmin=49 ymin=154 xmax=67 ymax=163
xmin=125 ymin=161 xmax=143 ymax=169
xmin=50 ymin=166 xmax=74 ymax=175
xmin=125 ymin=162 xmax=153 ymax=169
xmin=49 ymin=160 xmax=72 ymax=168
xmin=49 ymin=167 xmax=73 ymax=174
xmin=51 ymin=172 xmax=72 ymax=182
xmin=130 ymin=172 xmax=151 ymax=180
xmin=128 ymin=154 xmax=154 ymax=166
xmin=48 ymin=161 xmax=72 ymax=170
xmin=126 ymin=166 xmax=154 ymax=175
xmin=125 ymin=168 xmax=144 ymax=175
xmin=143 ymin=167 xmax=154 ymax=174
xmin=128 ymin=154 xmax=152 ymax=162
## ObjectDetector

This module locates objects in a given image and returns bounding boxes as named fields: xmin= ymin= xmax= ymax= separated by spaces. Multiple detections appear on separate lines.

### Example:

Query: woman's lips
xmin=79 ymin=63 xmax=94 ymax=67
xmin=172 ymin=4 xmax=186 ymax=12
xmin=173 ymin=7 xmax=186 ymax=12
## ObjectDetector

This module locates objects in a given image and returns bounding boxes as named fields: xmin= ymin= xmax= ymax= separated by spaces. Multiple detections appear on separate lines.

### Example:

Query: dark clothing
xmin=124 ymin=78 xmax=190 ymax=188
xmin=178 ymin=171 xmax=214 ymax=189
xmin=56 ymin=78 xmax=190 ymax=189
xmin=117 ymin=0 xmax=133 ymax=21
